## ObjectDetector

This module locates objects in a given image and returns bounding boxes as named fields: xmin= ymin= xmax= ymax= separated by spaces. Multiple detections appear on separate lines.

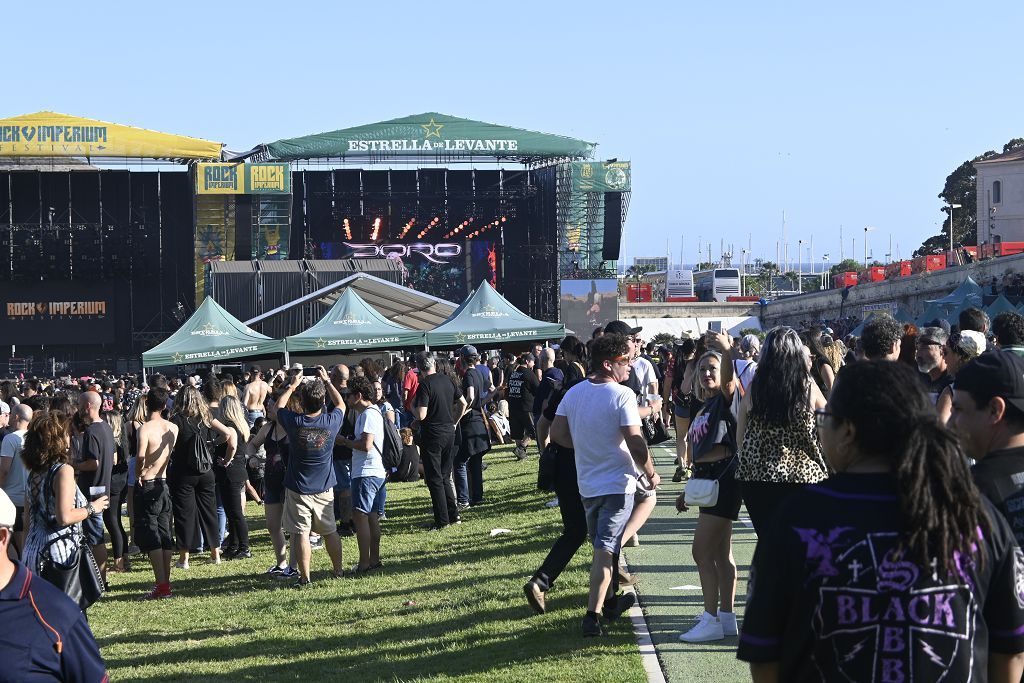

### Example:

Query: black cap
xmin=604 ymin=320 xmax=642 ymax=337
xmin=955 ymin=351 xmax=1024 ymax=412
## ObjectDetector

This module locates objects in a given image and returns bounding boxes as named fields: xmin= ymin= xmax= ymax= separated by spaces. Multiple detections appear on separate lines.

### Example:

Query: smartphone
xmin=708 ymin=321 xmax=723 ymax=333
xmin=302 ymin=366 xmax=320 ymax=376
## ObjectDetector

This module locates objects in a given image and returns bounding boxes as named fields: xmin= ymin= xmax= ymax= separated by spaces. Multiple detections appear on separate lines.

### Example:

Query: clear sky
xmin=8 ymin=0 xmax=1023 ymax=271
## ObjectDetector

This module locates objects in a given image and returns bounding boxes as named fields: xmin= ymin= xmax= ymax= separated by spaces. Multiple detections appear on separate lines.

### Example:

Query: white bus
xmin=666 ymin=269 xmax=696 ymax=301
xmin=695 ymin=268 xmax=741 ymax=302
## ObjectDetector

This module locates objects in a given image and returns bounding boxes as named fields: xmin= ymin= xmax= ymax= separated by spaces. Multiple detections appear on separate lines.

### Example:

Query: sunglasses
xmin=813 ymin=409 xmax=834 ymax=427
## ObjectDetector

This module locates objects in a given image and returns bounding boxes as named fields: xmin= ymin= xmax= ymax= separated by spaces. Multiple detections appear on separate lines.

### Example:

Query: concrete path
xmin=622 ymin=441 xmax=756 ymax=682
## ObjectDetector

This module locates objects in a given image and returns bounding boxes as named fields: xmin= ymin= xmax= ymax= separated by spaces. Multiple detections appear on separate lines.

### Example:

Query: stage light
xmin=343 ymin=218 xmax=352 ymax=240
xmin=501 ymin=216 xmax=507 ymax=222
xmin=370 ymin=217 xmax=382 ymax=241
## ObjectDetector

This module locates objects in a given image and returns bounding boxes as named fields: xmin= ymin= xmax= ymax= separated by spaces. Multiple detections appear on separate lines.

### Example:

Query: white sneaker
xmin=678 ymin=611 xmax=725 ymax=642
xmin=719 ymin=611 xmax=738 ymax=636
xmin=545 ymin=498 xmax=560 ymax=508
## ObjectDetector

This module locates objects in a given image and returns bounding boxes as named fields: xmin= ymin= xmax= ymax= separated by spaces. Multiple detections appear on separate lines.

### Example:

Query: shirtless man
xmin=135 ymin=388 xmax=179 ymax=600
xmin=242 ymin=366 xmax=271 ymax=428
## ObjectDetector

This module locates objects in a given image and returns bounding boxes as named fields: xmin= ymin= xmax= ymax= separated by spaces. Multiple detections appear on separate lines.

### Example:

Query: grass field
xmin=88 ymin=444 xmax=647 ymax=682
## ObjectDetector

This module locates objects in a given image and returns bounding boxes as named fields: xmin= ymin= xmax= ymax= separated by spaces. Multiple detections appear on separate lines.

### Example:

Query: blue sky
xmin=8 ymin=1 xmax=1022 ymax=270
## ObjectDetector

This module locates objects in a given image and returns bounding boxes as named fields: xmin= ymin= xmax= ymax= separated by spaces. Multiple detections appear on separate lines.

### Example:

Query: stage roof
xmin=247 ymin=272 xmax=458 ymax=332
xmin=0 ymin=111 xmax=222 ymax=161
xmin=243 ymin=112 xmax=596 ymax=163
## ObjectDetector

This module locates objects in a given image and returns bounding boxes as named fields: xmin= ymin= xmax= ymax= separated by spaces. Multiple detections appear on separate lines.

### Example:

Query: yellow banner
xmin=0 ymin=111 xmax=221 ymax=159
xmin=196 ymin=163 xmax=291 ymax=194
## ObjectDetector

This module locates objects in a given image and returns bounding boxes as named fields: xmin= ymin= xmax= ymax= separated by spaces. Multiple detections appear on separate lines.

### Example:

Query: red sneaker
xmin=139 ymin=584 xmax=172 ymax=600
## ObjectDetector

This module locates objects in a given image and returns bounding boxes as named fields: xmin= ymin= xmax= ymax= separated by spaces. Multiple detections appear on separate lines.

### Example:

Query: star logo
xmin=201 ymin=322 xmax=217 ymax=333
xmin=171 ymin=352 xmax=184 ymax=364
xmin=315 ymin=337 xmax=328 ymax=349
xmin=454 ymin=332 xmax=467 ymax=344
xmin=421 ymin=117 xmax=444 ymax=139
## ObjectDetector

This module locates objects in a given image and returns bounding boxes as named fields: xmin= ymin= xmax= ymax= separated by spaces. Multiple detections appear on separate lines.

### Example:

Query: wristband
xmin=86 ymin=502 xmax=96 ymax=516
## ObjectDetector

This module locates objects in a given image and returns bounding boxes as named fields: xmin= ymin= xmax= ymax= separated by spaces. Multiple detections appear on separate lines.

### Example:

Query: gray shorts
xmin=581 ymin=493 xmax=634 ymax=554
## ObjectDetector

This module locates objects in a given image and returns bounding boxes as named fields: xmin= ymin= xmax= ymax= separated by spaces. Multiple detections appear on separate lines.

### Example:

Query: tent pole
xmin=284 ymin=351 xmax=290 ymax=369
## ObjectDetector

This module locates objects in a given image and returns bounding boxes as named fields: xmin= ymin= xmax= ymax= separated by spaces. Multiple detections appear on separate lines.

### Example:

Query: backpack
xmin=179 ymin=416 xmax=214 ymax=475
xmin=369 ymin=405 xmax=403 ymax=471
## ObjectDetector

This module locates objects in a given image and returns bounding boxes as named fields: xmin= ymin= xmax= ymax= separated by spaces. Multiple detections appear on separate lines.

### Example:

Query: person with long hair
xmin=738 ymin=361 xmax=1024 ymax=681
xmin=215 ymin=395 xmax=251 ymax=559
xmin=168 ymin=386 xmax=236 ymax=568
xmin=20 ymin=412 xmax=111 ymax=596
xmin=735 ymin=327 xmax=829 ymax=535
xmin=102 ymin=410 xmax=131 ymax=572
xmin=247 ymin=392 xmax=296 ymax=579
xmin=670 ymin=337 xmax=698 ymax=482
xmin=676 ymin=330 xmax=741 ymax=643
xmin=801 ymin=327 xmax=836 ymax=395
xmin=123 ymin=395 xmax=148 ymax=554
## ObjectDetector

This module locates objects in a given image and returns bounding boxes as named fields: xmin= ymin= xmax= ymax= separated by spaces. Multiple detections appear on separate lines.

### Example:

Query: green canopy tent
xmin=425 ymin=281 xmax=565 ymax=348
xmin=245 ymin=112 xmax=596 ymax=163
xmin=916 ymin=302 xmax=948 ymax=327
xmin=986 ymin=294 xmax=1018 ymax=318
xmin=142 ymin=297 xmax=285 ymax=369
xmin=285 ymin=288 xmax=424 ymax=353
xmin=893 ymin=308 xmax=916 ymax=324
xmin=924 ymin=276 xmax=983 ymax=310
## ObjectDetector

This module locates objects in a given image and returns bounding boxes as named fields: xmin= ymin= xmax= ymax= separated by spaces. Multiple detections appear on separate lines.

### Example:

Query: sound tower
xmin=602 ymin=192 xmax=623 ymax=261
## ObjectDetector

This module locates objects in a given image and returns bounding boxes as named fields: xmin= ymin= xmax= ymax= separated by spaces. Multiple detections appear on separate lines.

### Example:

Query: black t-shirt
xmin=542 ymin=362 xmax=587 ymax=422
xmin=738 ymin=472 xmax=1024 ymax=681
xmin=77 ymin=421 xmax=115 ymax=492
xmin=331 ymin=403 xmax=356 ymax=461
xmin=415 ymin=373 xmax=463 ymax=436
xmin=687 ymin=392 xmax=737 ymax=462
xmin=506 ymin=367 xmax=538 ymax=410
xmin=462 ymin=367 xmax=486 ymax=413
xmin=973 ymin=447 xmax=1024 ymax=548
xmin=393 ymin=443 xmax=421 ymax=482
xmin=921 ymin=370 xmax=954 ymax=404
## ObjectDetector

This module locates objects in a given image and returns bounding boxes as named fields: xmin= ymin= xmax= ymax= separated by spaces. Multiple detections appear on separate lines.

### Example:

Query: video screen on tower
xmin=2 ymin=281 xmax=116 ymax=345
xmin=559 ymin=279 xmax=619 ymax=338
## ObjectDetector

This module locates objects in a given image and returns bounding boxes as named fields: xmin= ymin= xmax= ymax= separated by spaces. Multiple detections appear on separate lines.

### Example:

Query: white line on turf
xmin=668 ymin=585 xmax=701 ymax=590
xmin=621 ymin=556 xmax=667 ymax=683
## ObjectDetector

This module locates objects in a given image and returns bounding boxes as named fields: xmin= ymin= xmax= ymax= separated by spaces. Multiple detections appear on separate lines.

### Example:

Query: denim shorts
xmin=82 ymin=512 xmax=105 ymax=546
xmin=334 ymin=459 xmax=352 ymax=491
xmin=581 ymin=493 xmax=634 ymax=554
xmin=352 ymin=476 xmax=386 ymax=516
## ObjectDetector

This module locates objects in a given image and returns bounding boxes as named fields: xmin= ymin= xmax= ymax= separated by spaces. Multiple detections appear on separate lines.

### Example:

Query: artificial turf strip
xmin=88 ymin=443 xmax=648 ymax=682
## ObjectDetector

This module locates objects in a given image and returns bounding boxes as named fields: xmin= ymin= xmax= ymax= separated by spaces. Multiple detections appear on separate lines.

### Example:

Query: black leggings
xmin=169 ymin=470 xmax=219 ymax=553
xmin=216 ymin=460 xmax=249 ymax=552
xmin=103 ymin=470 xmax=129 ymax=559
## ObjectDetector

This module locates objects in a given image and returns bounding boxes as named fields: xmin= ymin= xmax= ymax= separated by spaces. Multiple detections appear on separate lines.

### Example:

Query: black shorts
xmin=692 ymin=457 xmax=742 ymax=521
xmin=134 ymin=479 xmax=174 ymax=552
xmin=509 ymin=410 xmax=536 ymax=441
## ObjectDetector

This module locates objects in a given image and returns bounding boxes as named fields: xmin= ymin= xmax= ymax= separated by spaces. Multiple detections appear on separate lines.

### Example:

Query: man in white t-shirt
xmin=337 ymin=376 xmax=386 ymax=574
xmin=552 ymin=334 xmax=661 ymax=637
xmin=0 ymin=404 xmax=32 ymax=558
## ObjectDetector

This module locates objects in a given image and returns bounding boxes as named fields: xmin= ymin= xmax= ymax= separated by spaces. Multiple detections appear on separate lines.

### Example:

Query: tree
xmin=915 ymin=138 xmax=1024 ymax=257
xmin=695 ymin=261 xmax=716 ymax=271
xmin=650 ymin=332 xmax=677 ymax=348
xmin=829 ymin=258 xmax=862 ymax=276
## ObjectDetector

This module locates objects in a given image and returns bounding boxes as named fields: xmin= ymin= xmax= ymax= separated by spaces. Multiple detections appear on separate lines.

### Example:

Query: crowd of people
xmin=7 ymin=306 xmax=1024 ymax=679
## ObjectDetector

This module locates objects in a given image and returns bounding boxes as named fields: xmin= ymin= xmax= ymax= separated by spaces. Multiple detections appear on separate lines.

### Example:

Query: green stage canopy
xmin=986 ymin=294 xmax=1018 ymax=318
xmin=286 ymin=288 xmax=424 ymax=352
xmin=258 ymin=113 xmax=596 ymax=162
xmin=426 ymin=281 xmax=564 ymax=347
xmin=143 ymin=297 xmax=285 ymax=367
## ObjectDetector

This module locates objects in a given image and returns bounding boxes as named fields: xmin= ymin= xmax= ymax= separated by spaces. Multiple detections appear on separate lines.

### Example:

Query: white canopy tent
xmin=621 ymin=316 xmax=762 ymax=339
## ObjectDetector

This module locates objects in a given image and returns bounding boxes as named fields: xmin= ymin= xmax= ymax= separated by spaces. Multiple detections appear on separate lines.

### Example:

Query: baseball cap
xmin=955 ymin=351 xmax=1024 ymax=412
xmin=604 ymin=320 xmax=642 ymax=337
xmin=458 ymin=344 xmax=479 ymax=357
xmin=0 ymin=488 xmax=14 ymax=527
xmin=919 ymin=326 xmax=949 ymax=347
xmin=0 ymin=400 xmax=8 ymax=415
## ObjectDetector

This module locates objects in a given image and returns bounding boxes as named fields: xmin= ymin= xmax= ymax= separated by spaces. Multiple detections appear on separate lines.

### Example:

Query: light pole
xmin=946 ymin=202 xmax=962 ymax=254
xmin=863 ymin=226 xmax=875 ymax=268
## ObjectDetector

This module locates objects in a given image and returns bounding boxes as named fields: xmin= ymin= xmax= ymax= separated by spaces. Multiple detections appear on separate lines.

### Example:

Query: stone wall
xmin=761 ymin=252 xmax=1024 ymax=327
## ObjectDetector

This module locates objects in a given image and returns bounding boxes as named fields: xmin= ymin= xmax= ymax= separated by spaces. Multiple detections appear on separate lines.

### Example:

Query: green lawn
xmin=89 ymin=444 xmax=647 ymax=682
